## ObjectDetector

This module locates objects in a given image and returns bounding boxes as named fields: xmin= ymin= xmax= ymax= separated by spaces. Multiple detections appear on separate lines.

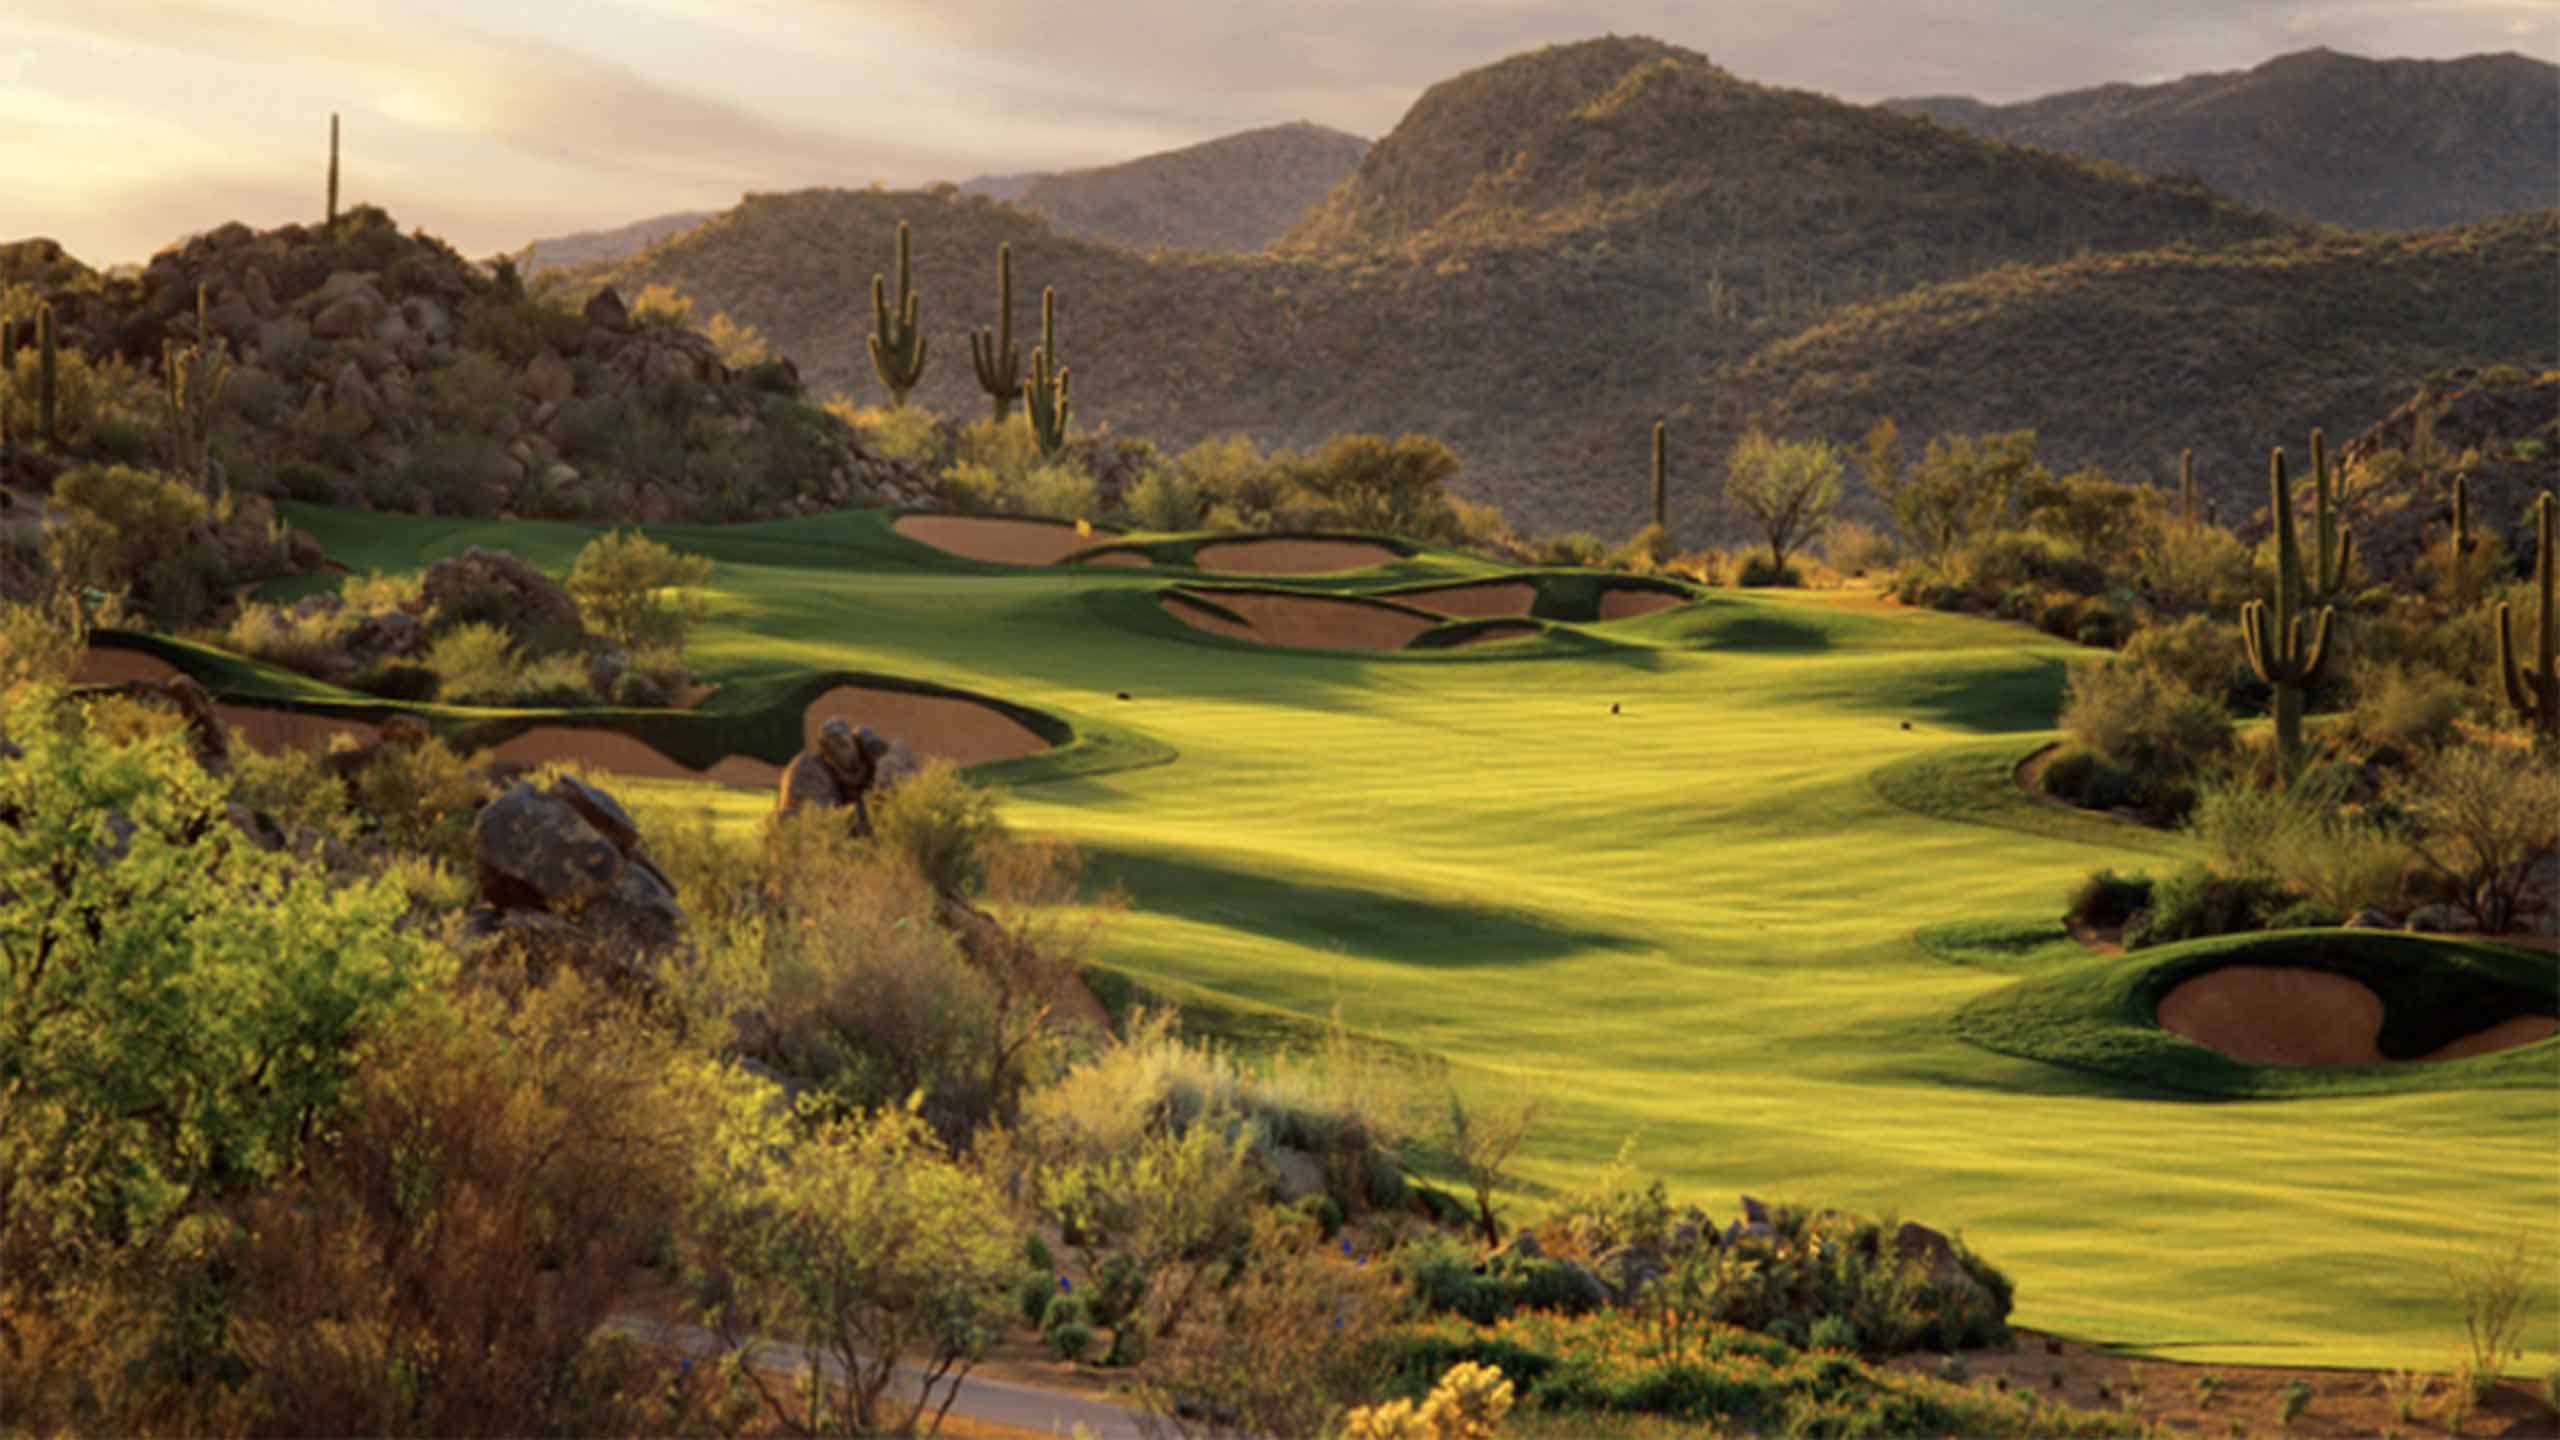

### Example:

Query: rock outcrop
xmin=420 ymin=545 xmax=586 ymax=648
xmin=775 ymin=717 xmax=920 ymax=835
xmin=464 ymin=774 xmax=687 ymax=987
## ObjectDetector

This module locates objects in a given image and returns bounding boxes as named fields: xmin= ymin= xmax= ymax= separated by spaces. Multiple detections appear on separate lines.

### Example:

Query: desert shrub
xmin=1962 ymin=528 xmax=2100 ymax=597
xmin=224 ymin=600 xmax=355 ymax=676
xmin=2066 ymin=869 xmax=2155 ymax=928
xmin=847 ymin=400 xmax=951 ymax=467
xmin=1399 ymin=1234 xmax=1602 ymax=1327
xmin=1122 ymin=466 xmax=1209 ymax=531
xmin=0 ymin=587 xmax=85 ymax=690
xmin=1 ymin=343 xmax=159 ymax=456
xmin=2395 ymin=738 xmax=2560 ymax=933
xmin=1534 ymin=531 xmax=1608 ymax=568
xmin=424 ymin=620 xmax=522 ymax=703
xmin=1342 ymin=1360 xmax=1516 ymax=1440
xmin=1723 ymin=430 xmax=1842 ymax=574
xmin=688 ymin=1090 xmax=1024 ymax=1437
xmin=48 ymin=462 xmax=225 ymax=622
xmin=862 ymin=759 xmax=1008 ymax=897
xmin=343 ymin=732 xmax=487 ymax=864
xmin=2038 ymin=744 xmax=2138 ymax=810
xmin=565 ymin=529 xmax=712 ymax=651
xmin=2136 ymin=517 xmax=2259 ymax=615
xmin=1735 ymin=551 xmax=1801 ymax=587
xmin=1014 ymin=460 xmax=1102 ymax=523
xmin=2346 ymin=663 xmax=2467 ymax=757
xmin=0 ymin=684 xmax=440 ymax=1421
xmin=1821 ymin=520 xmax=1899 ymax=577
xmin=456 ymin=290 xmax=587 ymax=367
xmin=1617 ymin=522 xmax=1680 ymax=574
xmin=1868 ymin=428 xmax=2045 ymax=573
xmin=219 ymin=979 xmax=716 ymax=1438
xmin=1024 ymin=1093 xmax=1263 ymax=1338
xmin=225 ymin=742 xmax=357 ymax=849
xmin=1290 ymin=433 xmax=1464 ymax=539
xmin=2117 ymin=613 xmax=2257 ymax=709
xmin=2122 ymin=862 xmax=2287 ymax=949
xmin=1134 ymin=1210 xmax=1405 ymax=1440
xmin=2057 ymin=657 xmax=2231 ymax=813
xmin=1177 ymin=433 xmax=1296 ymax=522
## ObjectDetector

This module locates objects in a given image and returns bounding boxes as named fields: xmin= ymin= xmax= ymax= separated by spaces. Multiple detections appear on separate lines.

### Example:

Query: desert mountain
xmin=515 ymin=210 xmax=715 ymax=275
xmin=1685 ymin=211 xmax=2559 ymax=530
xmin=1887 ymin=49 xmax=2560 ymax=231
xmin=1012 ymin=121 xmax=1368 ymax=254
xmin=585 ymin=37 xmax=2320 ymax=538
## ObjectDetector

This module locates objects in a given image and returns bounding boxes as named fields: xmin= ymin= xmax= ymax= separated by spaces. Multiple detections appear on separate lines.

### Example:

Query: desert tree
xmin=1722 ymin=428 xmax=1843 ymax=575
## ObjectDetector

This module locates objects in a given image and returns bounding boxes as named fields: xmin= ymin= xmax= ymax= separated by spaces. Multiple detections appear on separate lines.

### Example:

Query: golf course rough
xmin=233 ymin=502 xmax=2560 ymax=1374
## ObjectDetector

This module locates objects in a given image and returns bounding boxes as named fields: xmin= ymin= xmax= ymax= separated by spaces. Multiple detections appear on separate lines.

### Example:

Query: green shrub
xmin=1289 ymin=433 xmax=1465 ymax=539
xmin=2122 ymin=863 xmax=2286 ymax=949
xmin=565 ymin=530 xmax=712 ymax=652
xmin=2038 ymin=743 xmax=2138 ymax=812
xmin=1808 ymin=1314 xmax=1861 ymax=1353
xmin=425 ymin=620 xmax=523 ymax=704
xmin=2066 ymin=868 xmax=2154 ymax=928
xmin=345 ymin=732 xmax=487 ymax=864
xmin=2265 ymin=899 xmax=2343 ymax=930
xmin=2059 ymin=658 xmax=2232 ymax=791
xmin=1019 ymin=1272 xmax=1060 ymax=1328
xmin=47 ymin=463 xmax=224 ymax=622
xmin=1735 ymin=552 xmax=1801 ymax=587
xmin=1535 ymin=531 xmax=1608 ymax=568
xmin=1820 ymin=519 xmax=1899 ymax=577
xmin=1040 ymin=1293 xmax=1094 ymax=1361
xmin=2118 ymin=614 xmax=2257 ymax=709
xmin=862 ymin=760 xmax=1007 ymax=898
xmin=1121 ymin=466 xmax=1208 ymax=531
xmin=2347 ymin=663 xmax=2466 ymax=758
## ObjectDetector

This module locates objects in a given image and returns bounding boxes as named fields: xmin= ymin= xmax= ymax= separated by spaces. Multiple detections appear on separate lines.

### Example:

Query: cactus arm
xmin=2498 ymin=492 xmax=2558 ymax=738
xmin=1650 ymin=421 xmax=1668 ymax=529
xmin=37 ymin=302 xmax=56 ymax=446
xmin=968 ymin=242 xmax=1019 ymax=422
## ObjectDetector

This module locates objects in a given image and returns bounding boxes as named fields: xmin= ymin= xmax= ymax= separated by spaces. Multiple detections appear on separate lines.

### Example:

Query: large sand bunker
xmin=481 ymin=728 xmax=782 ymax=787
xmin=801 ymin=684 xmax=1049 ymax=766
xmin=1597 ymin=587 xmax=1687 ymax=620
xmin=1193 ymin=538 xmax=1399 ymax=574
xmin=895 ymin=515 xmax=1120 ymax=567
xmin=1396 ymin=581 xmax=1539 ymax=618
xmin=74 ymin=647 xmax=189 ymax=686
xmin=1163 ymin=591 xmax=1440 ymax=651
xmin=2158 ymin=964 xmax=2558 ymax=1066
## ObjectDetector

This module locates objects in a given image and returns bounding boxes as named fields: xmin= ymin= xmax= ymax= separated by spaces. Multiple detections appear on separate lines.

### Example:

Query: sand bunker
xmin=2158 ymin=964 xmax=2559 ymax=1066
xmin=1192 ymin=538 xmax=1399 ymax=574
xmin=802 ymin=684 xmax=1049 ymax=766
xmin=895 ymin=515 xmax=1121 ymax=567
xmin=74 ymin=646 xmax=188 ymax=686
xmin=1433 ymin=622 xmax=1542 ymax=648
xmin=1162 ymin=591 xmax=1439 ymax=651
xmin=1396 ymin=581 xmax=1539 ymax=618
xmin=1597 ymin=588 xmax=1687 ymax=620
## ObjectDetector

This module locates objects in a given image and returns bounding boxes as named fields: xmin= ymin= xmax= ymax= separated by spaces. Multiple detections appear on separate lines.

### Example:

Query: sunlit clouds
xmin=4 ymin=0 xmax=2548 ymax=267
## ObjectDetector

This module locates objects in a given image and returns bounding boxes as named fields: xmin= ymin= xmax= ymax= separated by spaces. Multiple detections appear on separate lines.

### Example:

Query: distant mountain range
xmin=507 ymin=37 xmax=2557 ymax=541
xmin=1886 ymin=48 xmax=2558 ymax=230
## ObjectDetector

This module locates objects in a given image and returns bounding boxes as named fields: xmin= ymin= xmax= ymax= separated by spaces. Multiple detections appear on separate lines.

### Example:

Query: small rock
xmin=2405 ymin=903 xmax=2481 ymax=935
xmin=524 ymin=347 xmax=574 ymax=406
xmin=583 ymin=286 xmax=631 ymax=333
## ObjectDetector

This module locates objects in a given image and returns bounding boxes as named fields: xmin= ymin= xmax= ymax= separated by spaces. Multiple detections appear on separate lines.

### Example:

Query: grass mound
xmin=1953 ymin=929 xmax=2559 ymax=1098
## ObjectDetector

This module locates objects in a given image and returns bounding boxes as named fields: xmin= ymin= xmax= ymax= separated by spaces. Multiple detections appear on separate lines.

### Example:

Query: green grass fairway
xmin=272 ymin=504 xmax=2560 ymax=1373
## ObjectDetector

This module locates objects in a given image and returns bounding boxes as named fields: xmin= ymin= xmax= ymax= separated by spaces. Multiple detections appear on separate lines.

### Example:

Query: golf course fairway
xmin=275 ymin=503 xmax=2560 ymax=1376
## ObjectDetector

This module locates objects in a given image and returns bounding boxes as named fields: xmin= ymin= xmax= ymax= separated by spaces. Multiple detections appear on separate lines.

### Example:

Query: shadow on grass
xmin=1083 ymin=842 xmax=1646 ymax=970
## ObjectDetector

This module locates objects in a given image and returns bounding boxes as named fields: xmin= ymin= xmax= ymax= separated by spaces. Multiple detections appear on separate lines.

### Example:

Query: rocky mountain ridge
xmin=1886 ymin=48 xmax=2560 ymax=230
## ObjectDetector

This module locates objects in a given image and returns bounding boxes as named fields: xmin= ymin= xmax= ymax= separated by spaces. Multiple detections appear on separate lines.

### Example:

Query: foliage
xmin=2121 ymin=861 xmax=2286 ymax=950
xmin=0 ymin=682 xmax=440 ymax=1342
xmin=424 ymin=620 xmax=520 ymax=703
xmin=2054 ymin=657 xmax=2230 ymax=817
xmin=342 ymin=730 xmax=488 ymax=865
xmin=1866 ymin=428 xmax=2044 ymax=574
xmin=1721 ymin=429 xmax=1842 ymax=571
xmin=47 ymin=462 xmax=224 ymax=622
xmin=1290 ymin=433 xmax=1466 ymax=539
xmin=1445 ymin=1081 xmax=1543 ymax=1246
xmin=1343 ymin=1360 xmax=1516 ymax=1440
xmin=2065 ymin=869 xmax=2154 ymax=929
xmin=1132 ymin=1210 xmax=1404 ymax=1439
xmin=565 ymin=528 xmax=713 ymax=651
xmin=2394 ymin=737 xmax=2560 ymax=933
xmin=688 ymin=1090 xmax=1022 ymax=1437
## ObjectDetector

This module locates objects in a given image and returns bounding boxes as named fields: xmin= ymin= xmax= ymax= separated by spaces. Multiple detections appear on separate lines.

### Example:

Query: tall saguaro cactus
xmin=36 ymin=302 xmax=57 ymax=447
xmin=327 ymin=112 xmax=340 ymax=228
xmin=1650 ymin=421 xmax=1668 ymax=529
xmin=1024 ymin=285 xmax=1069 ymax=455
xmin=2177 ymin=449 xmax=2204 ymax=526
xmin=968 ymin=243 xmax=1021 ymax=424
xmin=163 ymin=283 xmax=235 ymax=488
xmin=2242 ymin=447 xmax=2337 ymax=764
xmin=868 ymin=221 xmax=927 ymax=408
xmin=2497 ymin=490 xmax=2556 ymax=744
xmin=2298 ymin=427 xmax=2354 ymax=603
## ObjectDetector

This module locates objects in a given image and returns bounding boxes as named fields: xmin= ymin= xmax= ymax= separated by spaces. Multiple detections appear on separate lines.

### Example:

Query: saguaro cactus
xmin=327 ymin=112 xmax=340 ymax=228
xmin=2177 ymin=449 xmax=2202 ymax=526
xmin=37 ymin=302 xmax=57 ymax=447
xmin=2496 ymin=490 xmax=2556 ymax=743
xmin=868 ymin=220 xmax=927 ymax=408
xmin=1650 ymin=421 xmax=1668 ymax=529
xmin=2242 ymin=447 xmax=2337 ymax=763
xmin=968 ymin=242 xmax=1021 ymax=424
xmin=163 ymin=283 xmax=235 ymax=486
xmin=2299 ymin=427 xmax=2354 ymax=603
xmin=1023 ymin=286 xmax=1068 ymax=455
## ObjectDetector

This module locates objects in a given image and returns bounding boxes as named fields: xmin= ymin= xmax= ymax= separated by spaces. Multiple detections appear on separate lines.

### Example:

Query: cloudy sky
xmin=7 ymin=0 xmax=2550 ymax=267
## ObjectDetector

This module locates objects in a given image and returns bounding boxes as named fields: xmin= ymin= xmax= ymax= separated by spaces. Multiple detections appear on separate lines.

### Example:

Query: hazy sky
xmin=6 ymin=0 xmax=2551 ymax=267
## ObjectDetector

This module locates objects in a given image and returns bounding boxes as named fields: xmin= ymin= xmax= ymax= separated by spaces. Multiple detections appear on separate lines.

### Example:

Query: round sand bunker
xmin=802 ymin=684 xmax=1049 ymax=766
xmin=1161 ymin=591 xmax=1439 ymax=651
xmin=1192 ymin=537 xmax=1399 ymax=574
xmin=1396 ymin=581 xmax=1538 ymax=618
xmin=895 ymin=515 xmax=1120 ymax=567
xmin=2158 ymin=964 xmax=2559 ymax=1066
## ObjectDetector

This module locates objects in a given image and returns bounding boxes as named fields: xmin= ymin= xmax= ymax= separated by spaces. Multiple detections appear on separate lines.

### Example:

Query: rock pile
xmin=17 ymin=208 xmax=934 ymax=523
xmin=776 ymin=717 xmax=920 ymax=835
xmin=464 ymin=774 xmax=687 ymax=988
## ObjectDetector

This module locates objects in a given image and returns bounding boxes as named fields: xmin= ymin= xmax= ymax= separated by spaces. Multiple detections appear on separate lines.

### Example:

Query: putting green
xmin=272 ymin=504 xmax=2560 ymax=1373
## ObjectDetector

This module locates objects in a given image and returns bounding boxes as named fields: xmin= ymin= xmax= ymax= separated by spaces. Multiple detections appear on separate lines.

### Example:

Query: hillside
xmin=1014 ymin=121 xmax=1368 ymax=254
xmin=1888 ymin=48 xmax=2560 ymax=231
xmin=588 ymin=37 xmax=2322 ymax=538
xmin=1683 ymin=211 xmax=2560 ymax=529
xmin=515 ymin=210 xmax=714 ymax=275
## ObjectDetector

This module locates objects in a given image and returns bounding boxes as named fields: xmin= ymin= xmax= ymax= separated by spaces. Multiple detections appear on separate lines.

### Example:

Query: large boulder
xmin=773 ymin=717 xmax=919 ymax=836
xmin=466 ymin=776 xmax=685 ymax=987
xmin=419 ymin=545 xmax=584 ymax=648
